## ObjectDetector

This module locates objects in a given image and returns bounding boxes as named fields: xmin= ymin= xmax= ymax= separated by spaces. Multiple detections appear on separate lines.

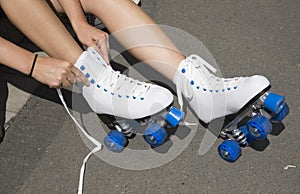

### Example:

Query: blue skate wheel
xmin=218 ymin=140 xmax=241 ymax=162
xmin=271 ymin=104 xmax=289 ymax=122
xmin=247 ymin=115 xmax=272 ymax=140
xmin=104 ymin=130 xmax=128 ymax=153
xmin=165 ymin=106 xmax=185 ymax=127
xmin=143 ymin=123 xmax=167 ymax=147
xmin=264 ymin=93 xmax=286 ymax=114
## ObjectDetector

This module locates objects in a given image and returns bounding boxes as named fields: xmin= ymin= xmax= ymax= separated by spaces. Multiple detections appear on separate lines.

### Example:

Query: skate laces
xmin=83 ymin=47 xmax=152 ymax=100
xmin=175 ymin=54 xmax=243 ymax=109
xmin=96 ymin=66 xmax=152 ymax=100
xmin=56 ymin=89 xmax=102 ymax=194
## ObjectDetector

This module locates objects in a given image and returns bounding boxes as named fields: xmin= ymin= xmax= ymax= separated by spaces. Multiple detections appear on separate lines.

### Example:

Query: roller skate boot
xmin=173 ymin=55 xmax=289 ymax=162
xmin=75 ymin=47 xmax=184 ymax=152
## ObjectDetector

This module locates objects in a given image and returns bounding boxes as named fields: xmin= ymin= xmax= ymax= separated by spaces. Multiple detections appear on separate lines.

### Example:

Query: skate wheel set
xmin=217 ymin=91 xmax=289 ymax=162
xmin=104 ymin=106 xmax=184 ymax=152
xmin=103 ymin=91 xmax=289 ymax=161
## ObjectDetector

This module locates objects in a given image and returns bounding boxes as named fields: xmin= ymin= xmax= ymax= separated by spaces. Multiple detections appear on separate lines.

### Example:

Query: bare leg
xmin=80 ymin=0 xmax=185 ymax=81
xmin=0 ymin=0 xmax=83 ymax=64
xmin=1 ymin=0 xmax=184 ymax=80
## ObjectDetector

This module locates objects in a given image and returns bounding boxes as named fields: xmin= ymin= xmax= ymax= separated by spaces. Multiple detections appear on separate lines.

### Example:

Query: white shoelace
xmin=87 ymin=47 xmax=152 ymax=100
xmin=57 ymin=89 xmax=102 ymax=194
xmin=57 ymin=85 xmax=198 ymax=194
xmin=96 ymin=65 xmax=152 ymax=100
xmin=175 ymin=55 xmax=243 ymax=110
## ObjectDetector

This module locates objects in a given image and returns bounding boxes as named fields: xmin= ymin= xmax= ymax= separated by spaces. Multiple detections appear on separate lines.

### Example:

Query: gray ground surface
xmin=1 ymin=0 xmax=299 ymax=193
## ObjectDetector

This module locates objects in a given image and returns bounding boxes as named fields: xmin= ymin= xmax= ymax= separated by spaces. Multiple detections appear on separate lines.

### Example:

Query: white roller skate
xmin=75 ymin=47 xmax=174 ymax=119
xmin=173 ymin=55 xmax=289 ymax=162
xmin=74 ymin=47 xmax=184 ymax=152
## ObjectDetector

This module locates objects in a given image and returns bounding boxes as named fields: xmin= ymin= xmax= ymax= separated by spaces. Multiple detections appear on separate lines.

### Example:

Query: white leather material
xmin=174 ymin=55 xmax=270 ymax=123
xmin=74 ymin=48 xmax=173 ymax=119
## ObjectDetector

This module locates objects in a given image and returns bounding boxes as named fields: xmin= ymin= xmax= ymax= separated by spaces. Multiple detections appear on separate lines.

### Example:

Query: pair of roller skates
xmin=74 ymin=48 xmax=289 ymax=162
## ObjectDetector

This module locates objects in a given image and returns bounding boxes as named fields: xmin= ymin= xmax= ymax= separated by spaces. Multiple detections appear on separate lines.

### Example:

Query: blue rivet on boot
xmin=80 ymin=65 xmax=85 ymax=70
xmin=181 ymin=68 xmax=186 ymax=73
xmin=190 ymin=80 xmax=195 ymax=85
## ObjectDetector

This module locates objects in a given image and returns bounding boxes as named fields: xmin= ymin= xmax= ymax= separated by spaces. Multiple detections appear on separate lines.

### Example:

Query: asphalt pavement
xmin=0 ymin=0 xmax=299 ymax=193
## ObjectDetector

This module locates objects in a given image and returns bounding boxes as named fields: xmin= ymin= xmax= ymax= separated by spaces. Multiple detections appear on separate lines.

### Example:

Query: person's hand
xmin=31 ymin=56 xmax=90 ymax=88
xmin=75 ymin=21 xmax=110 ymax=63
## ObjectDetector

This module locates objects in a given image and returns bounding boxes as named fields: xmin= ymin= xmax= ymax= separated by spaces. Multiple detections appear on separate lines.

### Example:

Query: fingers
xmin=96 ymin=37 xmax=110 ymax=64
xmin=53 ymin=67 xmax=74 ymax=88
xmin=71 ymin=66 xmax=90 ymax=87
xmin=63 ymin=68 xmax=76 ymax=87
xmin=51 ymin=64 xmax=90 ymax=89
xmin=87 ymin=30 xmax=110 ymax=64
xmin=34 ymin=56 xmax=91 ymax=89
xmin=61 ymin=78 xmax=72 ymax=88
